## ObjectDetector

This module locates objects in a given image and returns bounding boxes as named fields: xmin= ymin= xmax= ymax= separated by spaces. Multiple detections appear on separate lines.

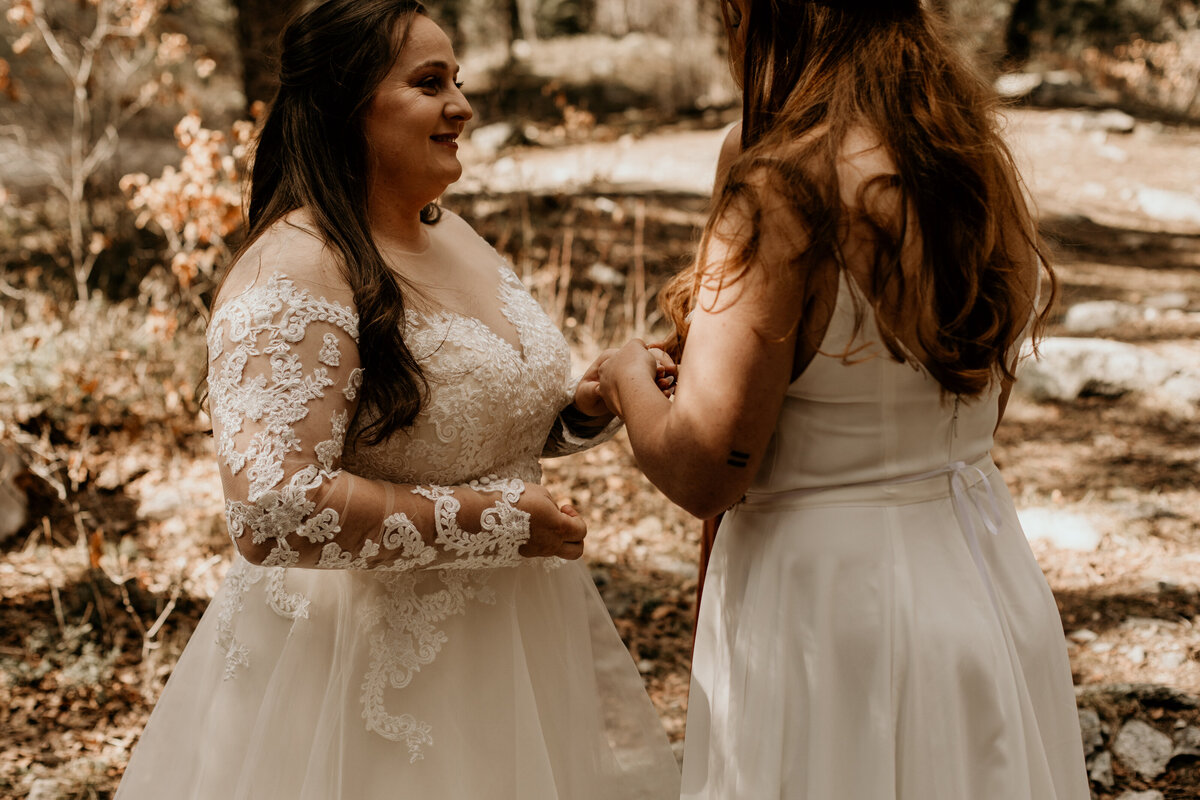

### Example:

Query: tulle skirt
xmin=117 ymin=557 xmax=680 ymax=800
xmin=682 ymin=460 xmax=1090 ymax=799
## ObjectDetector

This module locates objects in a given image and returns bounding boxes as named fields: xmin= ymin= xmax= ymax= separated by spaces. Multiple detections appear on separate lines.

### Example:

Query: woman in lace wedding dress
xmin=598 ymin=0 xmax=1090 ymax=798
xmin=115 ymin=3 xmax=679 ymax=798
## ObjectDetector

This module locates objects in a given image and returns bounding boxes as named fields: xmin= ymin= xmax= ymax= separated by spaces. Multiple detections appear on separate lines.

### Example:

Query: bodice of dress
xmin=750 ymin=271 xmax=1004 ymax=495
xmin=341 ymin=250 xmax=570 ymax=488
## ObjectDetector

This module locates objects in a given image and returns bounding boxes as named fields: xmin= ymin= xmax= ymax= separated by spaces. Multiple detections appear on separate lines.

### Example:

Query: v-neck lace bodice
xmin=344 ymin=254 xmax=570 ymax=487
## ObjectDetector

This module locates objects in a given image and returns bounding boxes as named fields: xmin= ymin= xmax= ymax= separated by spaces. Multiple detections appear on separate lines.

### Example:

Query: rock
xmin=1017 ymin=507 xmax=1102 ymax=551
xmin=1159 ymin=650 xmax=1187 ymax=670
xmin=1071 ymin=108 xmax=1137 ymax=134
xmin=1070 ymin=629 xmax=1099 ymax=645
xmin=1137 ymin=187 xmax=1200 ymax=226
xmin=26 ymin=780 xmax=59 ymax=800
xmin=1159 ymin=373 xmax=1200 ymax=408
xmin=1127 ymin=645 xmax=1147 ymax=665
xmin=1016 ymin=338 xmax=1173 ymax=401
xmin=1173 ymin=725 xmax=1200 ymax=758
xmin=585 ymin=262 xmax=625 ymax=287
xmin=1088 ymin=750 xmax=1114 ymax=789
xmin=1079 ymin=707 xmax=1104 ymax=755
xmin=994 ymin=71 xmax=1043 ymax=99
xmin=1112 ymin=719 xmax=1174 ymax=780
xmin=469 ymin=121 xmax=516 ymax=155
xmin=0 ymin=444 xmax=28 ymax=544
xmin=1062 ymin=300 xmax=1143 ymax=333
xmin=1117 ymin=792 xmax=1164 ymax=800
xmin=1144 ymin=291 xmax=1190 ymax=311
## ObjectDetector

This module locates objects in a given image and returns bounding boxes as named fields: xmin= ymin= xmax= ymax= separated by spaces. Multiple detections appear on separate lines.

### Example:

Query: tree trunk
xmin=231 ymin=0 xmax=304 ymax=110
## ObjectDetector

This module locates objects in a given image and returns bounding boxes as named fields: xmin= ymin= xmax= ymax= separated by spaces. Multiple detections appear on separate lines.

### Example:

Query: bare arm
xmin=599 ymin=171 xmax=807 ymax=518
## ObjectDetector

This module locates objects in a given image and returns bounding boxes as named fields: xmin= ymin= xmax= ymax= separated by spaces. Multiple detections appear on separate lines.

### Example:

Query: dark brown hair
xmin=661 ymin=0 xmax=1055 ymax=396
xmin=216 ymin=0 xmax=437 ymax=444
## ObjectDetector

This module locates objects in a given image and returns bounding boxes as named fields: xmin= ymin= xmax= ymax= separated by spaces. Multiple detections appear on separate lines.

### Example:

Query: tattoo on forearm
xmin=727 ymin=449 xmax=750 ymax=468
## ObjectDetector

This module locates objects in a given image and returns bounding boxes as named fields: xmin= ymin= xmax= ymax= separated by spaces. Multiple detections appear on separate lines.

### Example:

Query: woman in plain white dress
xmin=598 ymin=0 xmax=1091 ymax=797
xmin=114 ymin=2 xmax=680 ymax=797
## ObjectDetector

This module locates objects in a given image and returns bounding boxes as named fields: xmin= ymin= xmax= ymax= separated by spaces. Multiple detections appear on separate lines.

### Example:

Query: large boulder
xmin=1016 ymin=338 xmax=1173 ymax=401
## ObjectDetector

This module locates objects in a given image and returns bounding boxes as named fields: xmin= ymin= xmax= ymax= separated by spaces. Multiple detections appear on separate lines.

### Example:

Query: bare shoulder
xmin=218 ymin=210 xmax=349 ymax=306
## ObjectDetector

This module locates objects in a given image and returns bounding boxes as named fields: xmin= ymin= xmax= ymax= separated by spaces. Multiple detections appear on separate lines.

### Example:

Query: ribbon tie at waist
xmin=740 ymin=454 xmax=1007 ymax=619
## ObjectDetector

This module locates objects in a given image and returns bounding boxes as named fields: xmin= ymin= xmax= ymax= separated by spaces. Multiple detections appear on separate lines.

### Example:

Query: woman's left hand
xmin=577 ymin=344 xmax=676 ymax=419
xmin=597 ymin=339 xmax=667 ymax=418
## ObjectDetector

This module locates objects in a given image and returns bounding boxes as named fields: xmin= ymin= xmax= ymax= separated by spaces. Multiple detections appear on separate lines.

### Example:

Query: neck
xmin=368 ymin=185 xmax=431 ymax=252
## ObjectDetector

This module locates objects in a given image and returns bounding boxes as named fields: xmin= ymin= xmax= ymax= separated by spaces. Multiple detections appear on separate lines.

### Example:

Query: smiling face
xmin=361 ymin=14 xmax=473 ymax=213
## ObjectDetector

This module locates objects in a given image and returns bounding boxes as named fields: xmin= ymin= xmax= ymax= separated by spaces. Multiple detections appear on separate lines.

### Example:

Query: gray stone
xmin=26 ymin=780 xmax=59 ymax=800
xmin=1112 ymin=719 xmax=1174 ymax=780
xmin=1079 ymin=707 xmax=1104 ymax=755
xmin=1138 ymin=187 xmax=1200 ymax=226
xmin=1159 ymin=650 xmax=1188 ymax=670
xmin=0 ymin=445 xmax=28 ymax=544
xmin=469 ymin=121 xmax=516 ymax=155
xmin=1070 ymin=629 xmax=1099 ymax=645
xmin=1174 ymin=725 xmax=1200 ymax=758
xmin=1070 ymin=108 xmax=1137 ymax=134
xmin=994 ymin=72 xmax=1043 ymax=99
xmin=1117 ymin=792 xmax=1164 ymax=800
xmin=585 ymin=262 xmax=625 ymax=287
xmin=1063 ymin=300 xmax=1142 ymax=333
xmin=1016 ymin=338 xmax=1173 ymax=401
xmin=1088 ymin=750 xmax=1114 ymax=789
xmin=1017 ymin=507 xmax=1102 ymax=551
xmin=1144 ymin=291 xmax=1190 ymax=311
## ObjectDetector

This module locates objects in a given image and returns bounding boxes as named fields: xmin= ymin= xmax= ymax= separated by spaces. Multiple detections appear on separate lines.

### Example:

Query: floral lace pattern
xmin=204 ymin=236 xmax=598 ymax=759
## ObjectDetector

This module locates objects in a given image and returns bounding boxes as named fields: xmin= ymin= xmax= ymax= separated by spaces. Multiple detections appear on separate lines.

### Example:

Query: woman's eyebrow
xmin=409 ymin=59 xmax=459 ymax=73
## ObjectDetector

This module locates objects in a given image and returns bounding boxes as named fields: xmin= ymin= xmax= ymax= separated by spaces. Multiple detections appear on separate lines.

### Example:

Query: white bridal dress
xmin=116 ymin=211 xmax=680 ymax=800
xmin=682 ymin=272 xmax=1091 ymax=799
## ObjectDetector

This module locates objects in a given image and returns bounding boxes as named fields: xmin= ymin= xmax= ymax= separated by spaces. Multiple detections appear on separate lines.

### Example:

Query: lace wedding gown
xmin=116 ymin=211 xmax=680 ymax=800
xmin=681 ymin=272 xmax=1090 ymax=799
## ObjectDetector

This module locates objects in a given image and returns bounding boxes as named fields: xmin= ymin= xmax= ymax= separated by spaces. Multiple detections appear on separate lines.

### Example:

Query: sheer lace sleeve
xmin=541 ymin=375 xmax=622 ymax=458
xmin=208 ymin=271 xmax=532 ymax=571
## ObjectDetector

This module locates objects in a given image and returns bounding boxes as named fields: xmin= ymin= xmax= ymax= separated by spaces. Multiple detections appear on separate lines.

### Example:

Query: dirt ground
xmin=1 ymin=107 xmax=1198 ymax=798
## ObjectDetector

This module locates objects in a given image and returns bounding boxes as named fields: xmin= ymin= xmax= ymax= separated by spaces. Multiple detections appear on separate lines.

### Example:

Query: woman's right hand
xmin=517 ymin=484 xmax=587 ymax=560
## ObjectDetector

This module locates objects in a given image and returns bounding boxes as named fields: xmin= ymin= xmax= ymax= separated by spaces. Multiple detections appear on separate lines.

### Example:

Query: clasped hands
xmin=521 ymin=341 xmax=677 ymax=561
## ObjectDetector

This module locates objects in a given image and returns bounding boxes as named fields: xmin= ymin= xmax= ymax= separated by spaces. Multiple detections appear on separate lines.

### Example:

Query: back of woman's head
xmin=666 ymin=0 xmax=1053 ymax=397
xmin=222 ymin=0 xmax=437 ymax=444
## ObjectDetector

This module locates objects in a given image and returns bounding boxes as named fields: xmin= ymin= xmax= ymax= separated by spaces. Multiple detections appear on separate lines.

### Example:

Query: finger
xmin=563 ymin=513 xmax=587 ymax=542
xmin=559 ymin=503 xmax=580 ymax=517
xmin=556 ymin=541 xmax=585 ymax=560
xmin=647 ymin=346 xmax=677 ymax=370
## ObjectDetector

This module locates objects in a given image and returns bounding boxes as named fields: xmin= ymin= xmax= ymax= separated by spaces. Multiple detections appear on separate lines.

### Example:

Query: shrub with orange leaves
xmin=121 ymin=113 xmax=254 ymax=308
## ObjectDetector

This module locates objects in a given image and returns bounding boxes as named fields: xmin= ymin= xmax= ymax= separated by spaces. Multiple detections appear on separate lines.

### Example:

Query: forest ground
xmin=1 ymin=106 xmax=1198 ymax=799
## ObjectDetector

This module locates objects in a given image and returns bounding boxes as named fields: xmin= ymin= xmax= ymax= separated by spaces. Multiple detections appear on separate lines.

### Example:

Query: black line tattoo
xmin=727 ymin=449 xmax=750 ymax=468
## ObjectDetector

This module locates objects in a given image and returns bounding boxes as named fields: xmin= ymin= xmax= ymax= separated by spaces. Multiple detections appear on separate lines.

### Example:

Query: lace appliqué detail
xmin=209 ymin=273 xmax=358 ymax=503
xmin=359 ymin=477 xmax=530 ymax=760
xmin=215 ymin=559 xmax=310 ymax=680
xmin=343 ymin=367 xmax=363 ymax=401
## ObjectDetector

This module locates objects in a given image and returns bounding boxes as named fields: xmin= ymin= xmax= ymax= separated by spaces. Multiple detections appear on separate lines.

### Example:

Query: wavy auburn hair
xmin=214 ymin=0 xmax=438 ymax=444
xmin=660 ymin=0 xmax=1055 ymax=396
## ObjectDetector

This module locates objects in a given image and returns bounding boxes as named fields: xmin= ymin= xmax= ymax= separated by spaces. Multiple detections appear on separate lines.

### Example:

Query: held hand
xmin=597 ymin=339 xmax=660 ymax=418
xmin=647 ymin=346 xmax=678 ymax=396
xmin=573 ymin=348 xmax=618 ymax=419
xmin=517 ymin=484 xmax=588 ymax=560
xmin=577 ymin=344 xmax=677 ymax=419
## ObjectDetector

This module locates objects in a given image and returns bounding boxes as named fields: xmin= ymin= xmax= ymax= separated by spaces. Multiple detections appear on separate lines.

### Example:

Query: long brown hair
xmin=660 ymin=0 xmax=1055 ymax=396
xmin=214 ymin=0 xmax=437 ymax=444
